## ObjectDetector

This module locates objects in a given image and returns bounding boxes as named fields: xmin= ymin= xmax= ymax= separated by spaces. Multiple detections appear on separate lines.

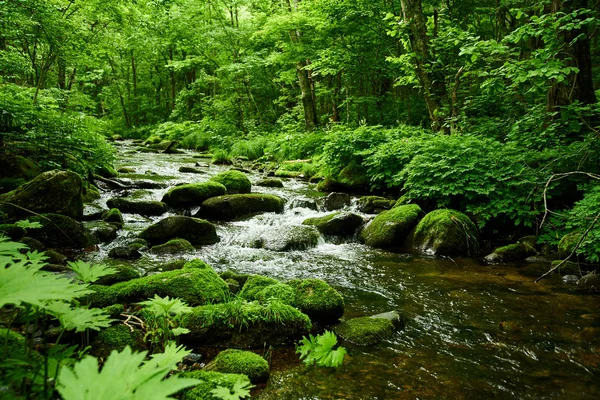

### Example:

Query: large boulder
xmin=161 ymin=181 xmax=226 ymax=207
xmin=412 ymin=209 xmax=480 ymax=257
xmin=139 ymin=216 xmax=219 ymax=246
xmin=251 ymin=225 xmax=320 ymax=252
xmin=26 ymin=213 xmax=91 ymax=249
xmin=357 ymin=196 xmax=396 ymax=214
xmin=359 ymin=204 xmax=423 ymax=249
xmin=0 ymin=154 xmax=41 ymax=180
xmin=322 ymin=192 xmax=351 ymax=211
xmin=0 ymin=170 xmax=83 ymax=219
xmin=484 ymin=240 xmax=537 ymax=263
xmin=182 ymin=300 xmax=311 ymax=347
xmin=106 ymin=198 xmax=167 ymax=216
xmin=238 ymin=276 xmax=296 ymax=305
xmin=288 ymin=278 xmax=344 ymax=322
xmin=209 ymin=170 xmax=252 ymax=194
xmin=198 ymin=194 xmax=284 ymax=221
xmin=302 ymin=212 xmax=363 ymax=237
xmin=87 ymin=267 xmax=229 ymax=307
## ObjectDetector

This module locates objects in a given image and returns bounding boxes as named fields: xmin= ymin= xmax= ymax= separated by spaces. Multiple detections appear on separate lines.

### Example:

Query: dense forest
xmin=1 ymin=0 xmax=600 ymax=398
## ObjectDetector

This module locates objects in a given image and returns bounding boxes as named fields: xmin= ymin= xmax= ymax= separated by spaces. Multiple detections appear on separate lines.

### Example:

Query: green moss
xmin=238 ymin=276 xmax=280 ymax=300
xmin=357 ymin=196 xmax=396 ymax=213
xmin=181 ymin=371 xmax=250 ymax=400
xmin=0 ymin=328 xmax=40 ymax=363
xmin=161 ymin=181 xmax=227 ymax=207
xmin=139 ymin=216 xmax=219 ymax=246
xmin=103 ymin=208 xmax=124 ymax=227
xmin=101 ymin=304 xmax=125 ymax=318
xmin=334 ymin=316 xmax=395 ymax=346
xmin=551 ymin=260 xmax=580 ymax=275
xmin=87 ymin=268 xmax=229 ymax=307
xmin=359 ymin=204 xmax=423 ymax=249
xmin=288 ymin=278 xmax=344 ymax=321
xmin=558 ymin=232 xmax=581 ymax=259
xmin=255 ymin=178 xmax=284 ymax=188
xmin=149 ymin=238 xmax=195 ymax=254
xmin=27 ymin=213 xmax=91 ymax=249
xmin=184 ymin=259 xmax=212 ymax=270
xmin=302 ymin=212 xmax=363 ymax=237
xmin=338 ymin=163 xmax=369 ymax=187
xmin=412 ymin=209 xmax=480 ymax=257
xmin=144 ymin=135 xmax=163 ymax=145
xmin=182 ymin=300 xmax=312 ymax=347
xmin=220 ymin=270 xmax=250 ymax=287
xmin=198 ymin=194 xmax=284 ymax=221
xmin=209 ymin=170 xmax=252 ymax=194
xmin=82 ymin=182 xmax=101 ymax=203
xmin=106 ymin=198 xmax=167 ymax=216
xmin=239 ymin=276 xmax=295 ymax=304
xmin=95 ymin=264 xmax=141 ymax=285
xmin=206 ymin=349 xmax=269 ymax=383
xmin=487 ymin=242 xmax=537 ymax=262
xmin=92 ymin=324 xmax=144 ymax=358
xmin=274 ymin=169 xmax=302 ymax=178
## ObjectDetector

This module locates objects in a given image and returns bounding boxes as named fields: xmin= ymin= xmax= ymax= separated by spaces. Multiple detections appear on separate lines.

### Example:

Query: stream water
xmin=86 ymin=141 xmax=599 ymax=399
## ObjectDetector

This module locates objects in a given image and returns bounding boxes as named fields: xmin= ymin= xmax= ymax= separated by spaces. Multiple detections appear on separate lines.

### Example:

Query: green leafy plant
xmin=68 ymin=260 xmax=118 ymax=284
xmin=14 ymin=219 xmax=43 ymax=229
xmin=296 ymin=330 xmax=346 ymax=368
xmin=138 ymin=295 xmax=193 ymax=351
xmin=56 ymin=344 xmax=200 ymax=400
xmin=211 ymin=378 xmax=254 ymax=400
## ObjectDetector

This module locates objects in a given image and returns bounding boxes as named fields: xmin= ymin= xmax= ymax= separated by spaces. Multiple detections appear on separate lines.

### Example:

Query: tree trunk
xmin=400 ymin=0 xmax=447 ymax=131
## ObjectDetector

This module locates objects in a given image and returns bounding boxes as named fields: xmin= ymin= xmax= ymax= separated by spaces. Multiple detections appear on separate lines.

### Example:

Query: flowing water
xmin=87 ymin=141 xmax=600 ymax=399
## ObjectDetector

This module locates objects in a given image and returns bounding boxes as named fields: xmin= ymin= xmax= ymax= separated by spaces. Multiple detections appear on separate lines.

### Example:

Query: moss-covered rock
xmin=178 ymin=166 xmax=205 ymax=174
xmin=198 ymin=194 xmax=284 ymax=221
xmin=161 ymin=181 xmax=227 ymax=207
xmin=102 ymin=208 xmax=124 ymax=228
xmin=359 ymin=204 xmax=423 ymax=249
xmin=412 ymin=209 xmax=480 ymax=257
xmin=288 ymin=278 xmax=344 ymax=322
xmin=0 ymin=170 xmax=83 ymax=220
xmin=106 ymin=197 xmax=167 ymax=216
xmin=551 ymin=260 xmax=580 ymax=275
xmin=0 ymin=154 xmax=42 ymax=180
xmin=146 ymin=259 xmax=187 ymax=274
xmin=26 ymin=213 xmax=91 ymax=249
xmin=209 ymin=170 xmax=252 ymax=194
xmin=87 ymin=268 xmax=229 ymax=307
xmin=0 ymin=328 xmax=42 ymax=364
xmin=96 ymin=264 xmax=141 ymax=285
xmin=181 ymin=371 xmax=251 ymax=400
xmin=139 ymin=216 xmax=219 ymax=246
xmin=302 ymin=212 xmax=363 ymax=237
xmin=255 ymin=178 xmax=284 ymax=188
xmin=149 ymin=238 xmax=195 ymax=254
xmin=0 ymin=224 xmax=26 ymax=240
xmin=322 ymin=192 xmax=351 ymax=211
xmin=91 ymin=324 xmax=144 ymax=358
xmin=484 ymin=241 xmax=537 ymax=263
xmin=238 ymin=276 xmax=295 ymax=304
xmin=96 ymin=163 xmax=118 ymax=178
xmin=338 ymin=163 xmax=369 ymax=190
xmin=205 ymin=349 xmax=269 ymax=383
xmin=86 ymin=221 xmax=119 ymax=244
xmin=238 ymin=276 xmax=280 ymax=299
xmin=101 ymin=304 xmax=125 ymax=318
xmin=182 ymin=300 xmax=311 ymax=347
xmin=183 ymin=259 xmax=213 ymax=270
xmin=334 ymin=316 xmax=395 ymax=346
xmin=252 ymin=225 xmax=320 ymax=252
xmin=558 ymin=232 xmax=581 ymax=259
xmin=108 ymin=245 xmax=142 ymax=260
xmin=82 ymin=182 xmax=101 ymax=203
xmin=357 ymin=196 xmax=396 ymax=214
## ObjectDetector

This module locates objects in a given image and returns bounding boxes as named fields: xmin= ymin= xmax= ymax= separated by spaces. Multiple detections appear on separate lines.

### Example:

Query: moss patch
xmin=255 ymin=178 xmax=284 ymax=188
xmin=209 ymin=170 xmax=252 ymax=194
xmin=92 ymin=324 xmax=144 ymax=358
xmin=205 ymin=349 xmax=269 ymax=383
xmin=334 ymin=316 xmax=395 ymax=346
xmin=558 ymin=232 xmax=581 ymax=259
xmin=161 ymin=181 xmax=227 ymax=207
xmin=139 ymin=216 xmax=219 ymax=246
xmin=302 ymin=212 xmax=363 ymax=237
xmin=359 ymin=204 xmax=423 ymax=249
xmin=288 ymin=278 xmax=344 ymax=322
xmin=198 ymin=194 xmax=284 ymax=221
xmin=149 ymin=238 xmax=195 ymax=254
xmin=239 ymin=276 xmax=295 ymax=305
xmin=181 ymin=371 xmax=250 ymax=400
xmin=102 ymin=208 xmax=124 ymax=228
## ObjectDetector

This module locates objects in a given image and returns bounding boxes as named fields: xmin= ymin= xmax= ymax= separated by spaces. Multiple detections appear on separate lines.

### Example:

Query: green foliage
xmin=14 ymin=219 xmax=42 ymax=229
xmin=138 ymin=295 xmax=193 ymax=350
xmin=181 ymin=371 xmax=253 ymax=400
xmin=212 ymin=149 xmax=233 ymax=165
xmin=56 ymin=344 xmax=200 ymax=400
xmin=296 ymin=330 xmax=346 ymax=368
xmin=230 ymin=138 xmax=269 ymax=160
xmin=68 ymin=260 xmax=118 ymax=284
xmin=211 ymin=379 xmax=253 ymax=400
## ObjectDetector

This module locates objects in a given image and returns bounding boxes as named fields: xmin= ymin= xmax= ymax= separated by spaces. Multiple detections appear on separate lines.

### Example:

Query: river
xmin=85 ymin=141 xmax=600 ymax=399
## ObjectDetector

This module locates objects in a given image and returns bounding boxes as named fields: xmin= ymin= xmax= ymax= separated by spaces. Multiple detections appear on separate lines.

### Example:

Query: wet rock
xmin=26 ymin=213 xmax=91 ymax=249
xmin=95 ymin=264 xmax=141 ymax=285
xmin=102 ymin=208 xmax=124 ymax=228
xmin=117 ymin=167 xmax=136 ymax=173
xmin=288 ymin=278 xmax=344 ymax=322
xmin=87 ymin=221 xmax=119 ymax=244
xmin=161 ymin=181 xmax=226 ymax=208
xmin=359 ymin=204 xmax=423 ymax=249
xmin=149 ymin=238 xmax=195 ymax=254
xmin=412 ymin=209 xmax=480 ymax=257
xmin=44 ymin=249 xmax=67 ymax=265
xmin=0 ymin=170 xmax=83 ymax=220
xmin=290 ymin=197 xmax=318 ymax=210
xmin=0 ymin=224 xmax=26 ymax=241
xmin=130 ymin=180 xmax=167 ymax=189
xmin=562 ymin=275 xmax=579 ymax=284
xmin=323 ymin=192 xmax=351 ymax=211
xmin=334 ymin=315 xmax=396 ymax=346
xmin=551 ymin=260 xmax=580 ymax=275
xmin=302 ymin=212 xmax=364 ymax=237
xmin=255 ymin=178 xmax=284 ymax=188
xmin=357 ymin=196 xmax=396 ymax=214
xmin=238 ymin=276 xmax=295 ymax=305
xmin=484 ymin=241 xmax=537 ymax=263
xmin=182 ymin=300 xmax=311 ymax=347
xmin=525 ymin=254 xmax=557 ymax=263
xmin=205 ymin=349 xmax=270 ymax=383
xmin=178 ymin=166 xmax=205 ymax=174
xmin=106 ymin=197 xmax=167 ymax=216
xmin=253 ymin=225 xmax=320 ymax=252
xmin=87 ymin=268 xmax=229 ymax=308
xmin=139 ymin=216 xmax=219 ymax=246
xmin=108 ymin=245 xmax=142 ymax=260
xmin=209 ymin=170 xmax=252 ymax=194
xmin=145 ymin=259 xmax=187 ymax=274
xmin=19 ymin=237 xmax=45 ymax=252
xmin=82 ymin=183 xmax=101 ymax=203
xmin=198 ymin=194 xmax=284 ymax=221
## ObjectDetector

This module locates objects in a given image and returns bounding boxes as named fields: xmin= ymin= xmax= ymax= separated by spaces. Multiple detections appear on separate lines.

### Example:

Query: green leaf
xmin=211 ymin=378 xmax=253 ymax=400
xmin=46 ymin=302 xmax=114 ymax=332
xmin=14 ymin=219 xmax=42 ymax=229
xmin=68 ymin=260 xmax=118 ymax=284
